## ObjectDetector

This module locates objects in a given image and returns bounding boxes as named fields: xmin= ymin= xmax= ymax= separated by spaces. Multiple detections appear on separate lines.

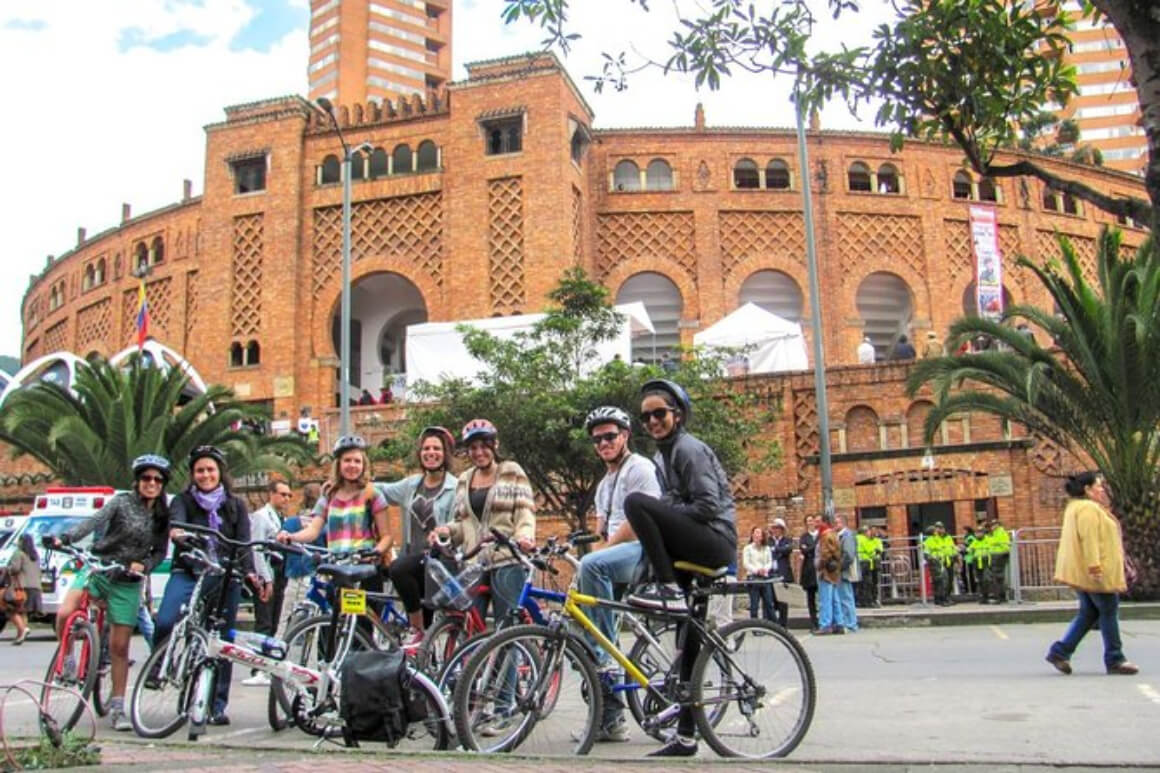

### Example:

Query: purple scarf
xmin=192 ymin=485 xmax=227 ymax=556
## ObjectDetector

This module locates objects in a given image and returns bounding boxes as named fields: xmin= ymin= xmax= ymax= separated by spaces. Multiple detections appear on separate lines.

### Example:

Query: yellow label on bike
xmin=339 ymin=588 xmax=367 ymax=615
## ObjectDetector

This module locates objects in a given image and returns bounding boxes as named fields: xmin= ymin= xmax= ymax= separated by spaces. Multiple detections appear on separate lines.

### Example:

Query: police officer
xmin=856 ymin=526 xmax=883 ymax=608
xmin=980 ymin=518 xmax=1010 ymax=604
xmin=923 ymin=522 xmax=956 ymax=606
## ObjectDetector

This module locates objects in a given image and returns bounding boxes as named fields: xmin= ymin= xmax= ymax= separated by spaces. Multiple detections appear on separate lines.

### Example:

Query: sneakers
xmin=595 ymin=714 xmax=631 ymax=743
xmin=12 ymin=630 xmax=27 ymax=646
xmin=1107 ymin=660 xmax=1139 ymax=675
xmin=648 ymin=734 xmax=697 ymax=757
xmin=626 ymin=583 xmax=688 ymax=613
xmin=110 ymin=708 xmax=132 ymax=732
xmin=242 ymin=672 xmax=271 ymax=686
xmin=477 ymin=713 xmax=519 ymax=738
xmin=1045 ymin=653 xmax=1072 ymax=675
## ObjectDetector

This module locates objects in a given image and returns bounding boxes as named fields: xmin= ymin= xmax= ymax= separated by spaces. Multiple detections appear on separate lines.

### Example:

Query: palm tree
xmin=0 ymin=356 xmax=310 ymax=490
xmin=908 ymin=228 xmax=1160 ymax=597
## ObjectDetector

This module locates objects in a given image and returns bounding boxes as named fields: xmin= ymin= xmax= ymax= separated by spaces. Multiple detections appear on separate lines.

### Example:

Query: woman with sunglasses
xmin=381 ymin=427 xmax=459 ymax=651
xmin=623 ymin=378 xmax=737 ymax=757
xmin=52 ymin=454 xmax=172 ymax=731
xmin=154 ymin=445 xmax=262 ymax=727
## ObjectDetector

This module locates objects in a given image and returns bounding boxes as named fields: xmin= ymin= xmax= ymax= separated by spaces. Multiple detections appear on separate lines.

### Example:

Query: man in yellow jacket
xmin=856 ymin=526 xmax=884 ymax=607
xmin=923 ymin=523 xmax=957 ymax=606
xmin=980 ymin=519 xmax=1010 ymax=604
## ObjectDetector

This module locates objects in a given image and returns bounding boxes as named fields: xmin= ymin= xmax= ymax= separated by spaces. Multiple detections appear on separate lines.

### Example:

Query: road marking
xmin=217 ymin=726 xmax=266 ymax=740
xmin=990 ymin=625 xmax=1008 ymax=640
xmin=1138 ymin=684 xmax=1160 ymax=705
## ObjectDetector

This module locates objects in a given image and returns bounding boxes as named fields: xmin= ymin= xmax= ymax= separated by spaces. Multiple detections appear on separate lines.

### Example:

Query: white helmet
xmin=585 ymin=405 xmax=631 ymax=433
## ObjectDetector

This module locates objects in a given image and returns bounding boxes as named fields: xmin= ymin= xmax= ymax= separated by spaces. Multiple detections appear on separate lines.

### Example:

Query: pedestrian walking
xmin=814 ymin=513 xmax=842 ymax=635
xmin=1045 ymin=472 xmax=1138 ymax=676
xmin=836 ymin=514 xmax=860 ymax=632
xmin=2 ymin=533 xmax=42 ymax=645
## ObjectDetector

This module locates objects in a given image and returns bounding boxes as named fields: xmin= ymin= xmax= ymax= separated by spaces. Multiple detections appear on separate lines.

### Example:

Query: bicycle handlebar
xmin=171 ymin=521 xmax=306 ymax=557
xmin=42 ymin=542 xmax=141 ymax=580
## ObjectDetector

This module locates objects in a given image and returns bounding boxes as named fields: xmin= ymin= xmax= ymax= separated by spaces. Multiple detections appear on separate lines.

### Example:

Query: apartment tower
xmin=308 ymin=0 xmax=452 ymax=108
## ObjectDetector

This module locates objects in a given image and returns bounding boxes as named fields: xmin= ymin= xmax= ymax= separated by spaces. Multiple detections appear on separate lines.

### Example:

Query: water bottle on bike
xmin=426 ymin=559 xmax=481 ymax=611
xmin=228 ymin=629 xmax=288 ymax=659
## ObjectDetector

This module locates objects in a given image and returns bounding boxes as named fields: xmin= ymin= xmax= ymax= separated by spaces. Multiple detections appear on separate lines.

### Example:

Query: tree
xmin=0 ymin=356 xmax=310 ymax=490
xmin=378 ymin=268 xmax=782 ymax=531
xmin=502 ymin=0 xmax=1158 ymax=229
xmin=907 ymin=229 xmax=1160 ymax=597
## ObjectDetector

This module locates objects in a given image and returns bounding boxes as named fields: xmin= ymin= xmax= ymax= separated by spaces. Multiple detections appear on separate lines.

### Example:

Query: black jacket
xmin=653 ymin=427 xmax=737 ymax=543
xmin=798 ymin=531 xmax=818 ymax=589
xmin=769 ymin=535 xmax=794 ymax=582
xmin=170 ymin=490 xmax=255 ymax=576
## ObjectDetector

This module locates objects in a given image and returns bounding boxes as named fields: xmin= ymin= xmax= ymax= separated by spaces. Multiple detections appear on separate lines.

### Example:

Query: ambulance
xmin=0 ymin=512 xmax=27 ymax=550
xmin=0 ymin=487 xmax=172 ymax=620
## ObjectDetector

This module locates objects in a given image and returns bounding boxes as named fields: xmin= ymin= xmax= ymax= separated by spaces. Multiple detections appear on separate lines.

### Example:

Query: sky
xmin=0 ymin=0 xmax=894 ymax=364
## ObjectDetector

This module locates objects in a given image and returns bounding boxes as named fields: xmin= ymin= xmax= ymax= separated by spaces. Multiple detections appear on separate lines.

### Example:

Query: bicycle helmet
xmin=460 ymin=418 xmax=498 ymax=445
xmin=584 ymin=406 xmax=632 ymax=433
xmin=333 ymin=434 xmax=368 ymax=455
xmin=132 ymin=453 xmax=171 ymax=482
xmin=419 ymin=425 xmax=456 ymax=451
xmin=189 ymin=445 xmax=227 ymax=470
xmin=640 ymin=378 xmax=692 ymax=422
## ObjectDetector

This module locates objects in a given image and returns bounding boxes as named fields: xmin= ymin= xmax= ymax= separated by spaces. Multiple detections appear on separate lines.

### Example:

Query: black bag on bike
xmin=339 ymin=649 xmax=426 ymax=746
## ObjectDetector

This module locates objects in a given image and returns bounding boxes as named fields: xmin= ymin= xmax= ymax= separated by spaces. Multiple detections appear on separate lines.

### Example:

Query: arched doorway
xmin=616 ymin=272 xmax=682 ymax=363
xmin=331 ymin=272 xmax=426 ymax=399
xmin=856 ymin=272 xmax=914 ymax=360
xmin=738 ymin=269 xmax=804 ymax=322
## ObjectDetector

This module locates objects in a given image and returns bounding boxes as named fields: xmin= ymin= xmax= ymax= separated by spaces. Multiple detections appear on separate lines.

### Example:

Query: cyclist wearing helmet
xmin=577 ymin=405 xmax=661 ymax=742
xmin=155 ymin=445 xmax=261 ymax=726
xmin=430 ymin=419 xmax=536 ymax=626
xmin=381 ymin=426 xmax=458 ymax=651
xmin=624 ymin=378 xmax=737 ymax=757
xmin=53 ymin=453 xmax=171 ymax=731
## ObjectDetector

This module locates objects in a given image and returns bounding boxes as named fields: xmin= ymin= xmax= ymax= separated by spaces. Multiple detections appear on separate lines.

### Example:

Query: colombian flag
xmin=135 ymin=280 xmax=149 ymax=350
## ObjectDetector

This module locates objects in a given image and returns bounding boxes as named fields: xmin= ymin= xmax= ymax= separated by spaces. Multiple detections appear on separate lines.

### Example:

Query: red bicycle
xmin=39 ymin=543 xmax=133 ymax=733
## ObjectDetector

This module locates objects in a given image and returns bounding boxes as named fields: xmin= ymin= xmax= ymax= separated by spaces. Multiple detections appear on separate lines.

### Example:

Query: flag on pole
xmin=135 ymin=279 xmax=149 ymax=350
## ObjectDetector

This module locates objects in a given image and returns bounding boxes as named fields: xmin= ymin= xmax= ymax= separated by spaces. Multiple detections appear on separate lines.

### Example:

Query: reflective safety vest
xmin=923 ymin=534 xmax=956 ymax=567
xmin=857 ymin=534 xmax=883 ymax=569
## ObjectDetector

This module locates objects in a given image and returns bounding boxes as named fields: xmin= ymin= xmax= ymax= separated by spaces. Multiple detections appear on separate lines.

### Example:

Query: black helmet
xmin=132 ymin=454 xmax=171 ymax=482
xmin=640 ymin=378 xmax=692 ymax=422
xmin=189 ymin=445 xmax=227 ymax=471
xmin=584 ymin=406 xmax=631 ymax=433
xmin=333 ymin=435 xmax=368 ymax=455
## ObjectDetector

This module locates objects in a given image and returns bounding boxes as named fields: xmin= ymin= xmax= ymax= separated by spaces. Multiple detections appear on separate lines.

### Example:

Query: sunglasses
xmin=639 ymin=407 xmax=673 ymax=423
xmin=590 ymin=431 xmax=622 ymax=446
xmin=138 ymin=474 xmax=165 ymax=484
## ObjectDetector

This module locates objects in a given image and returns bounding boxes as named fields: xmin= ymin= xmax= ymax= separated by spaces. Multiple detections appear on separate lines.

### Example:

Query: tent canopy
xmin=614 ymin=302 xmax=655 ymax=336
xmin=693 ymin=303 xmax=809 ymax=374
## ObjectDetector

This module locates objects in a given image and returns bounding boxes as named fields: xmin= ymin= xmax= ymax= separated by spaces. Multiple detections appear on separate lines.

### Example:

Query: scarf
xmin=192 ymin=485 xmax=227 ymax=557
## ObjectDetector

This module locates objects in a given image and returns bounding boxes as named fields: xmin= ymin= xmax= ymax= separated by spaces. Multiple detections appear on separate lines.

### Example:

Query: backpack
xmin=339 ymin=649 xmax=426 ymax=747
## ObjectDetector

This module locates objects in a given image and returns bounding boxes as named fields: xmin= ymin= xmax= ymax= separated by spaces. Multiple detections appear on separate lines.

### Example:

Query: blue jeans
xmin=1049 ymin=590 xmax=1125 ymax=668
xmin=578 ymin=542 xmax=642 ymax=665
xmin=154 ymin=571 xmax=241 ymax=714
xmin=817 ymin=580 xmax=838 ymax=629
xmin=837 ymin=579 xmax=858 ymax=631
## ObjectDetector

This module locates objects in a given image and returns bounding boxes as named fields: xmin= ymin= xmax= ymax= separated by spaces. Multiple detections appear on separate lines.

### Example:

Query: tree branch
xmin=984 ymin=159 xmax=1153 ymax=225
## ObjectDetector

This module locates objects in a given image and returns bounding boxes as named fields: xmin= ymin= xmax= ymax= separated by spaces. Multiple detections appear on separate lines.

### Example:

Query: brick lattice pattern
xmin=43 ymin=319 xmax=68 ymax=353
xmin=837 ymin=214 xmax=924 ymax=279
xmin=595 ymin=211 xmax=697 ymax=279
xmin=571 ymin=186 xmax=583 ymax=263
xmin=1036 ymin=229 xmax=1097 ymax=282
xmin=184 ymin=270 xmax=199 ymax=352
xmin=311 ymin=193 xmax=444 ymax=299
xmin=231 ymin=214 xmax=264 ymax=337
xmin=793 ymin=388 xmax=820 ymax=492
xmin=718 ymin=211 xmax=806 ymax=276
xmin=76 ymin=298 xmax=112 ymax=351
xmin=944 ymin=220 xmax=1025 ymax=291
xmin=488 ymin=177 xmax=526 ymax=313
xmin=122 ymin=278 xmax=173 ymax=345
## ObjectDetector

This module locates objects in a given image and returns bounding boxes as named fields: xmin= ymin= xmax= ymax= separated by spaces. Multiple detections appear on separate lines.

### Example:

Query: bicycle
xmin=38 ymin=543 xmax=136 ymax=734
xmin=451 ymin=529 xmax=816 ymax=758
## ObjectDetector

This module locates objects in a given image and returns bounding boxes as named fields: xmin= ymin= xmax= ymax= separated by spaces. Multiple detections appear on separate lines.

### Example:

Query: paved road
xmin=1 ymin=620 xmax=1157 ymax=766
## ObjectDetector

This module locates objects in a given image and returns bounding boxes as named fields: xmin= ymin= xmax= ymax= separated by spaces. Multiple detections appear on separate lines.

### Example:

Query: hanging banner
xmin=969 ymin=205 xmax=1003 ymax=321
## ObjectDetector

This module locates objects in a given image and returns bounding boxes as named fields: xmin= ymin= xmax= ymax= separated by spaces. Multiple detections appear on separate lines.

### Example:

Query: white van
xmin=0 ymin=487 xmax=171 ymax=620
xmin=0 ymin=513 xmax=27 ymax=551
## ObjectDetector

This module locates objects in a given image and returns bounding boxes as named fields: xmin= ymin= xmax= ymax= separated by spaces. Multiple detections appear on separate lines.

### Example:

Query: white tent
xmin=693 ymin=303 xmax=810 ymax=374
xmin=614 ymin=302 xmax=655 ymax=336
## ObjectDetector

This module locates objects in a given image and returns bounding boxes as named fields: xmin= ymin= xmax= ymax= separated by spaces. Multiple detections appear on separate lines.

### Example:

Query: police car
xmin=0 ymin=487 xmax=172 ymax=620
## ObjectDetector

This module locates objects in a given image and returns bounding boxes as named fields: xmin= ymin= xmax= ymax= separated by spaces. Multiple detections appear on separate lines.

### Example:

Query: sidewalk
xmin=786 ymin=599 xmax=1160 ymax=629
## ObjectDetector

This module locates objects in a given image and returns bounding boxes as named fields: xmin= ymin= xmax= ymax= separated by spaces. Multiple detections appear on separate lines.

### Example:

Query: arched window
xmin=246 ymin=340 xmax=261 ymax=365
xmin=613 ymin=160 xmax=640 ymax=192
xmin=978 ymin=178 xmax=998 ymax=202
xmin=1042 ymin=188 xmax=1059 ymax=211
xmin=392 ymin=144 xmax=413 ymax=175
xmin=765 ymin=159 xmax=791 ymax=190
xmin=95 ymin=258 xmax=106 ymax=285
xmin=738 ymin=270 xmax=804 ymax=323
xmin=855 ymin=272 xmax=914 ymax=361
xmin=646 ymin=159 xmax=673 ymax=191
xmin=906 ymin=400 xmax=934 ymax=448
xmin=416 ymin=140 xmax=439 ymax=172
xmin=150 ymin=236 xmax=164 ymax=265
xmin=845 ymin=405 xmax=881 ymax=453
xmin=83 ymin=265 xmax=94 ymax=291
xmin=134 ymin=243 xmax=149 ymax=274
xmin=952 ymin=171 xmax=973 ymax=200
xmin=369 ymin=147 xmax=389 ymax=179
xmin=733 ymin=158 xmax=760 ymax=189
xmin=848 ymin=162 xmax=872 ymax=192
xmin=877 ymin=163 xmax=900 ymax=194
xmin=229 ymin=342 xmax=244 ymax=367
xmin=350 ymin=149 xmax=366 ymax=181
xmin=616 ymin=272 xmax=683 ymax=363
xmin=320 ymin=154 xmax=341 ymax=185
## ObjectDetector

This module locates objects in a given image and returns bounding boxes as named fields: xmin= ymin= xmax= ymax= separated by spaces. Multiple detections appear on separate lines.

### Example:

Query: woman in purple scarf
xmin=151 ymin=445 xmax=262 ymax=726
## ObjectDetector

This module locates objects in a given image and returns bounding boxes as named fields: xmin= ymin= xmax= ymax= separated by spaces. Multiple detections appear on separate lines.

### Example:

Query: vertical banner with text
xmin=969 ymin=205 xmax=1003 ymax=321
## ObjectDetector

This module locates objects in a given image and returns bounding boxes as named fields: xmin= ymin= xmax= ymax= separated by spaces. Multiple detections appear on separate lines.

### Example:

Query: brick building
xmin=9 ymin=52 xmax=1152 ymax=539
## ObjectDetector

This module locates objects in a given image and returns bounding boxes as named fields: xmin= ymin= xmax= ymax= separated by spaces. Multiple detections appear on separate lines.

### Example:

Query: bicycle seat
xmin=316 ymin=563 xmax=378 ymax=587
xmin=673 ymin=561 xmax=729 ymax=579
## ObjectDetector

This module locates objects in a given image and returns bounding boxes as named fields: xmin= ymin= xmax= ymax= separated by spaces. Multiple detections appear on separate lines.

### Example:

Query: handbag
xmin=2 ymin=585 xmax=26 ymax=606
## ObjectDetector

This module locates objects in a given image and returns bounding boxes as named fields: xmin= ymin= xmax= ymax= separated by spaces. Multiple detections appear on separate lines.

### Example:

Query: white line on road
xmin=216 ymin=726 xmax=267 ymax=740
xmin=1138 ymin=684 xmax=1160 ymax=705
xmin=990 ymin=625 xmax=1008 ymax=640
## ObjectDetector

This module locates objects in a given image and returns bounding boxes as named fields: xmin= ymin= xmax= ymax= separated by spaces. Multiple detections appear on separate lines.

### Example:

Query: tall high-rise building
xmin=1053 ymin=2 xmax=1146 ymax=175
xmin=308 ymin=0 xmax=451 ymax=108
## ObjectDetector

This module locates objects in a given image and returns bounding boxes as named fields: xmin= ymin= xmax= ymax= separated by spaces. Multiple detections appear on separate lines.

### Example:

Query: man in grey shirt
xmin=577 ymin=406 xmax=661 ymax=742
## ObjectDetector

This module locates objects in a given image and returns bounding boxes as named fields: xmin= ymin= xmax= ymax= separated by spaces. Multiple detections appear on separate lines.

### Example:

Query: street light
xmin=315 ymin=97 xmax=373 ymax=438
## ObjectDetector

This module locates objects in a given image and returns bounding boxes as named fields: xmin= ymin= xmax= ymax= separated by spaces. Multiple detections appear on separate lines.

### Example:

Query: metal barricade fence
xmin=1010 ymin=526 xmax=1068 ymax=603
xmin=879 ymin=535 xmax=927 ymax=604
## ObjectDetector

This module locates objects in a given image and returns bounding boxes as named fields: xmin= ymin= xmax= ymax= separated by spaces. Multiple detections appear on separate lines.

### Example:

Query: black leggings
xmin=388 ymin=552 xmax=426 ymax=614
xmin=624 ymin=492 xmax=736 ymax=737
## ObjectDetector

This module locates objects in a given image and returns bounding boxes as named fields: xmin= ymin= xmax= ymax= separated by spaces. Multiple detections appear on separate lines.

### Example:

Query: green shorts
xmin=73 ymin=570 xmax=143 ymax=627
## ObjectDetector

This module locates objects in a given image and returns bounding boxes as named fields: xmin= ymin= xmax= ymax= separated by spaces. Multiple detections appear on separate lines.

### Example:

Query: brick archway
xmin=724 ymin=257 xmax=811 ymax=320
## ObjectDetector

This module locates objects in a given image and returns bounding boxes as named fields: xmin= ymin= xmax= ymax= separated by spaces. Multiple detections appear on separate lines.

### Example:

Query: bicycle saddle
xmin=673 ymin=560 xmax=729 ymax=579
xmin=316 ymin=563 xmax=378 ymax=587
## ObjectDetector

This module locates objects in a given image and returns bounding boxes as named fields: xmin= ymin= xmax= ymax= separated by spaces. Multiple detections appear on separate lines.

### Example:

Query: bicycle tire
xmin=434 ymin=626 xmax=494 ymax=703
xmin=393 ymin=667 xmax=453 ymax=751
xmin=129 ymin=628 xmax=207 ymax=739
xmin=452 ymin=624 xmax=599 ymax=755
xmin=92 ymin=633 xmax=113 ymax=718
xmin=624 ymin=620 xmax=677 ymax=739
xmin=267 ymin=684 xmax=289 ymax=731
xmin=40 ymin=620 xmax=98 ymax=735
xmin=418 ymin=613 xmax=474 ymax=677
xmin=691 ymin=619 xmax=816 ymax=758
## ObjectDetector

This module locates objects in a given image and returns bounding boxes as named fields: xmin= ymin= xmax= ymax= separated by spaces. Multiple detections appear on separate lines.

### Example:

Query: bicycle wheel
xmin=417 ymin=613 xmax=469 ymax=677
xmin=130 ymin=628 xmax=206 ymax=739
xmin=625 ymin=620 xmax=677 ymax=740
xmin=392 ymin=667 xmax=452 ymax=751
xmin=692 ymin=619 xmax=816 ymax=758
xmin=453 ymin=624 xmax=599 ymax=755
xmin=267 ymin=684 xmax=290 ymax=731
xmin=92 ymin=636 xmax=113 ymax=718
xmin=434 ymin=626 xmax=494 ymax=706
xmin=40 ymin=620 xmax=98 ymax=735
